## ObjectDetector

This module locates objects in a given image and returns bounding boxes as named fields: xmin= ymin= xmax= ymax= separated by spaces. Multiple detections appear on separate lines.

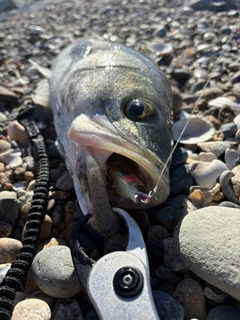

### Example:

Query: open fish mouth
xmin=68 ymin=114 xmax=170 ymax=216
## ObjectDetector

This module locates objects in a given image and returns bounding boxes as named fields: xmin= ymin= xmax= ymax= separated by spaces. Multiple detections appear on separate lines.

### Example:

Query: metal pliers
xmin=70 ymin=207 xmax=160 ymax=320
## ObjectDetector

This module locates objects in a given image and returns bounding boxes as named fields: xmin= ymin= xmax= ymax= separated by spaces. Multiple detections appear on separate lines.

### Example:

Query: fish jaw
xmin=68 ymin=114 xmax=170 ymax=213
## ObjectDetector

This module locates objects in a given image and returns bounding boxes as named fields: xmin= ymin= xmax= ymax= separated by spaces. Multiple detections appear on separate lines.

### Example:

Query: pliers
xmin=70 ymin=207 xmax=160 ymax=320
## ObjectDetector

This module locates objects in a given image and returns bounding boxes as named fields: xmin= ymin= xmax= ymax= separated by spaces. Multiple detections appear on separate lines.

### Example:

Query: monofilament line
xmin=149 ymin=9 xmax=240 ymax=200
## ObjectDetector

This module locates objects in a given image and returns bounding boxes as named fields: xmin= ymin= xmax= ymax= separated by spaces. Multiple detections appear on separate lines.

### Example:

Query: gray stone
xmin=218 ymin=122 xmax=237 ymax=138
xmin=156 ymin=195 xmax=196 ymax=230
xmin=197 ymin=141 xmax=231 ymax=158
xmin=190 ymin=0 xmax=235 ymax=12
xmin=170 ymin=164 xmax=194 ymax=194
xmin=174 ymin=207 xmax=240 ymax=300
xmin=32 ymin=245 xmax=81 ymax=298
xmin=0 ymin=0 xmax=17 ymax=13
xmin=152 ymin=290 xmax=184 ymax=320
xmin=170 ymin=147 xmax=188 ymax=173
xmin=0 ymin=198 xmax=21 ymax=227
xmin=51 ymin=299 xmax=84 ymax=320
xmin=206 ymin=305 xmax=240 ymax=320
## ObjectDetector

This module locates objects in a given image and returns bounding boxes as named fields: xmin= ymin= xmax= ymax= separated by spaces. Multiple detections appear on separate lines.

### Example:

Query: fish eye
xmin=124 ymin=99 xmax=154 ymax=120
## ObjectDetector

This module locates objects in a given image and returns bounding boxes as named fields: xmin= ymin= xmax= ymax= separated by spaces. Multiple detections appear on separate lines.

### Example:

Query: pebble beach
xmin=0 ymin=0 xmax=240 ymax=319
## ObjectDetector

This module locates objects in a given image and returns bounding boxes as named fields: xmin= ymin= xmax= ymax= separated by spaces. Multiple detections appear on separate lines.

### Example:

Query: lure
xmin=108 ymin=166 xmax=151 ymax=204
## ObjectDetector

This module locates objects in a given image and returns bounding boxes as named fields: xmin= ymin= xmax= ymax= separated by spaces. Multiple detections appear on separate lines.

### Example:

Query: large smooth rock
xmin=173 ymin=207 xmax=240 ymax=300
xmin=32 ymin=245 xmax=81 ymax=298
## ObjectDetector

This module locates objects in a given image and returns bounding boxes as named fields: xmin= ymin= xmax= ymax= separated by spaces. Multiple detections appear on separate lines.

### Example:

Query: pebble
xmin=0 ymin=190 xmax=17 ymax=199
xmin=169 ymin=147 xmax=189 ymax=173
xmin=156 ymin=195 xmax=196 ymax=230
xmin=51 ymin=299 xmax=84 ymax=320
xmin=173 ymin=278 xmax=206 ymax=320
xmin=170 ymin=164 xmax=195 ymax=194
xmin=31 ymin=245 xmax=81 ymax=298
xmin=206 ymin=305 xmax=240 ymax=320
xmin=22 ymin=214 xmax=52 ymax=243
xmin=0 ymin=198 xmax=21 ymax=226
xmin=0 ymin=140 xmax=11 ymax=153
xmin=174 ymin=207 xmax=240 ymax=300
xmin=0 ymin=238 xmax=22 ymax=263
xmin=7 ymin=121 xmax=30 ymax=145
xmin=0 ymin=85 xmax=18 ymax=103
xmin=147 ymin=225 xmax=170 ymax=262
xmin=218 ymin=122 xmax=238 ymax=138
xmin=152 ymin=290 xmax=184 ymax=320
xmin=11 ymin=299 xmax=51 ymax=320
xmin=197 ymin=141 xmax=231 ymax=158
xmin=0 ymin=220 xmax=12 ymax=237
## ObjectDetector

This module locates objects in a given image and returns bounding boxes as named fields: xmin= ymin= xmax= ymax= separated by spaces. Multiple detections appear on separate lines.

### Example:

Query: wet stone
xmin=152 ymin=290 xmax=184 ymax=320
xmin=0 ymin=238 xmax=22 ymax=263
xmin=32 ymin=245 xmax=81 ymax=298
xmin=147 ymin=225 xmax=170 ymax=262
xmin=11 ymin=298 xmax=51 ymax=320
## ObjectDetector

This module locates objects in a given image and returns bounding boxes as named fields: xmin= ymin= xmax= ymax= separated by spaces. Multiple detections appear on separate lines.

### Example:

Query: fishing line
xmin=149 ymin=7 xmax=240 ymax=200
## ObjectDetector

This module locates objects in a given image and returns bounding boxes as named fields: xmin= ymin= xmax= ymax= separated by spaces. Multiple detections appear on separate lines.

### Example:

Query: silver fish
xmin=49 ymin=40 xmax=173 ymax=236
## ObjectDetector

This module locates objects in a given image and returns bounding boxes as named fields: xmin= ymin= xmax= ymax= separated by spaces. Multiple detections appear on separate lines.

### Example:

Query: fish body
xmin=49 ymin=40 xmax=173 ymax=236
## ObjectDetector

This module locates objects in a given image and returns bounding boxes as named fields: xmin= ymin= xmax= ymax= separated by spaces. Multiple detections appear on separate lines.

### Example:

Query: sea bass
xmin=49 ymin=40 xmax=173 ymax=236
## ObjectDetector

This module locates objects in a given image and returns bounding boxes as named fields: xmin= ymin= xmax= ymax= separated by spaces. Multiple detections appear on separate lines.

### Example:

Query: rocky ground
xmin=0 ymin=0 xmax=240 ymax=319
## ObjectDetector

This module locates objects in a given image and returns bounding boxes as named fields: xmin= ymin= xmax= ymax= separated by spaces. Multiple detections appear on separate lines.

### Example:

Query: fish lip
xmin=68 ymin=115 xmax=170 ymax=208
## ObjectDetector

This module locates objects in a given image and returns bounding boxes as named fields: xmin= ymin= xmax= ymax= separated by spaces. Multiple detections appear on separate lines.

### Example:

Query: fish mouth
xmin=68 ymin=114 xmax=170 ymax=235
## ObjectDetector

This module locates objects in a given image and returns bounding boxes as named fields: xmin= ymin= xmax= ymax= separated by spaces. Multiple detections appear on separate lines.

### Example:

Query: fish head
xmin=51 ymin=41 xmax=173 ymax=235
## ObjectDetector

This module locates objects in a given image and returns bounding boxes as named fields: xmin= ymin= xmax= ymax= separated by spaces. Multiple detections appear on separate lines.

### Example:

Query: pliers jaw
xmin=70 ymin=208 xmax=160 ymax=320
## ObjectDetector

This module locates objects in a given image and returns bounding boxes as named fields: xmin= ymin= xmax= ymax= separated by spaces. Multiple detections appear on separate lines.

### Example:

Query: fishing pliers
xmin=70 ymin=207 xmax=160 ymax=320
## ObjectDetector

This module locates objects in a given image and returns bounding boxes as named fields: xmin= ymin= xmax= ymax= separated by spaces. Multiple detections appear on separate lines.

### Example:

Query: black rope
xmin=0 ymin=108 xmax=50 ymax=320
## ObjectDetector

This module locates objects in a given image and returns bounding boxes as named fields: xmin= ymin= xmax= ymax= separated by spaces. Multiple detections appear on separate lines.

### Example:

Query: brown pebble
xmin=51 ymin=191 xmax=73 ymax=200
xmin=11 ymin=298 xmax=51 ymax=320
xmin=173 ymin=278 xmax=206 ymax=320
xmin=0 ymin=140 xmax=11 ymax=153
xmin=65 ymin=220 xmax=76 ymax=243
xmin=8 ymin=121 xmax=30 ymax=145
xmin=21 ymin=203 xmax=31 ymax=221
xmin=0 ymin=220 xmax=13 ymax=237
xmin=0 ymin=238 xmax=22 ymax=263
xmin=0 ymin=162 xmax=4 ymax=172
xmin=14 ymin=167 xmax=26 ymax=180
xmin=103 ymin=233 xmax=128 ymax=254
xmin=37 ymin=237 xmax=68 ymax=252
xmin=204 ymin=115 xmax=221 ymax=130
xmin=64 ymin=201 xmax=76 ymax=223
xmin=22 ymin=215 xmax=52 ymax=243
xmin=24 ymin=171 xmax=35 ymax=182
xmin=0 ymin=170 xmax=15 ymax=190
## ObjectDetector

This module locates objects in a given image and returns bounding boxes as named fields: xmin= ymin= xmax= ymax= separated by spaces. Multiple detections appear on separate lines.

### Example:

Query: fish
xmin=49 ymin=39 xmax=173 ymax=236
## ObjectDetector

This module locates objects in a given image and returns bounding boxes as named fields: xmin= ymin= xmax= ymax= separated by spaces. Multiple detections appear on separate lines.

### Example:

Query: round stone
xmin=11 ymin=298 xmax=51 ymax=320
xmin=32 ymin=245 xmax=81 ymax=298
xmin=152 ymin=290 xmax=184 ymax=320
xmin=0 ymin=238 xmax=22 ymax=263
xmin=174 ymin=207 xmax=240 ymax=301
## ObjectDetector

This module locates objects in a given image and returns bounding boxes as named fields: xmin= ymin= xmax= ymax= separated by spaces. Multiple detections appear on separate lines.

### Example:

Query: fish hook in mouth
xmin=68 ymin=114 xmax=170 ymax=236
